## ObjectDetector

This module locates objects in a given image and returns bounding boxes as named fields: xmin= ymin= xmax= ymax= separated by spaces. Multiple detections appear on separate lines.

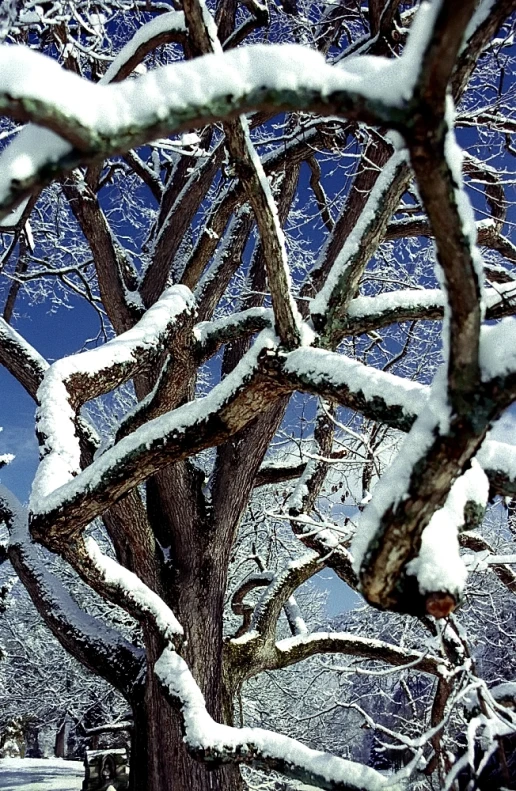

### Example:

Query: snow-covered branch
xmin=156 ymin=647 xmax=403 ymax=791
xmin=271 ymin=632 xmax=449 ymax=679
xmin=0 ymin=486 xmax=144 ymax=696
xmin=249 ymin=553 xmax=323 ymax=643
xmin=310 ymin=151 xmax=409 ymax=346
xmin=0 ymin=316 xmax=48 ymax=399
xmin=30 ymin=331 xmax=283 ymax=546
xmin=0 ymin=42 xmax=417 ymax=218
xmin=31 ymin=285 xmax=196 ymax=511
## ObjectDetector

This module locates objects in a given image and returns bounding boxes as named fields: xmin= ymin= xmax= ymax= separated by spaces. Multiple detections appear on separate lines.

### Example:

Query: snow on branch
xmin=155 ymin=647 xmax=403 ymax=791
xmin=260 ymin=341 xmax=516 ymax=504
xmin=345 ymin=282 xmax=516 ymax=336
xmin=31 ymin=474 xmax=402 ymax=791
xmin=31 ymin=285 xmax=196 ymax=509
xmin=310 ymin=150 xmax=409 ymax=345
xmin=404 ymin=461 xmax=489 ymax=615
xmin=100 ymin=12 xmax=186 ymax=84
xmin=351 ymin=2 xmax=497 ymax=616
xmin=0 ymin=315 xmax=48 ymax=399
xmin=272 ymin=632 xmax=450 ymax=679
xmin=82 ymin=537 xmax=183 ymax=644
xmin=30 ymin=330 xmax=283 ymax=545
xmin=268 ymin=346 xmax=426 ymax=432
xmin=0 ymin=485 xmax=144 ymax=695
xmin=478 ymin=440 xmax=516 ymax=498
xmin=461 ymin=531 xmax=516 ymax=594
xmin=0 ymin=0 xmax=446 ymax=218
xmin=249 ymin=553 xmax=323 ymax=642
xmin=182 ymin=0 xmax=302 ymax=348
xmin=194 ymin=307 xmax=273 ymax=362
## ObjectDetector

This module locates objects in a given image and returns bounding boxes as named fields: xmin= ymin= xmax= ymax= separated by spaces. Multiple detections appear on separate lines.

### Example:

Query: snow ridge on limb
xmin=0 ymin=486 xmax=144 ymax=695
xmin=355 ymin=1 xmax=495 ymax=615
xmin=84 ymin=537 xmax=183 ymax=643
xmin=405 ymin=462 xmax=489 ymax=614
xmin=182 ymin=0 xmax=302 ymax=349
xmin=0 ymin=315 xmax=48 ymax=399
xmin=155 ymin=648 xmax=403 ymax=791
xmin=31 ymin=285 xmax=196 ymax=510
xmin=0 ymin=0 xmax=449 ymax=222
xmin=100 ymin=12 xmax=187 ymax=84
xmin=30 ymin=330 xmax=282 ymax=544
xmin=310 ymin=149 xmax=409 ymax=346
xmin=260 ymin=341 xmax=516 ymax=506
xmin=345 ymin=281 xmax=516 ymax=336
xmin=249 ymin=553 xmax=323 ymax=643
xmin=273 ymin=632 xmax=450 ymax=679
xmin=0 ymin=43 xmax=410 ymax=217
xmin=271 ymin=345 xmax=427 ymax=432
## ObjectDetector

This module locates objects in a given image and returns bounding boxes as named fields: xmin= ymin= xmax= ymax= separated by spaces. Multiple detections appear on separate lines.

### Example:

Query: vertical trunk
xmin=128 ymin=607 xmax=244 ymax=791
xmin=130 ymin=688 xmax=243 ymax=791
xmin=137 ymin=453 xmax=248 ymax=791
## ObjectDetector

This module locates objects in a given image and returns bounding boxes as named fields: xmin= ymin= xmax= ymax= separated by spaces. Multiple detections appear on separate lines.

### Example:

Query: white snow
xmin=85 ymin=536 xmax=183 ymax=640
xmin=352 ymin=367 xmax=451 ymax=571
xmin=154 ymin=647 xmax=401 ymax=791
xmin=239 ymin=116 xmax=303 ymax=338
xmin=0 ymin=197 xmax=29 ymax=228
xmin=30 ymin=329 xmax=276 ymax=521
xmin=0 ymin=1 xmax=441 ymax=214
xmin=101 ymin=12 xmax=186 ymax=84
xmin=2 ymin=485 xmax=142 ymax=664
xmin=31 ymin=285 xmax=195 ymax=508
xmin=406 ymin=462 xmax=488 ymax=597
xmin=310 ymin=151 xmax=409 ymax=323
xmin=0 ymin=42 xmax=409 ymax=136
xmin=490 ymin=681 xmax=516 ymax=701
xmin=0 ymin=757 xmax=83 ymax=791
xmin=346 ymin=280 xmax=515 ymax=327
xmin=0 ymin=317 xmax=49 ymax=377
xmin=195 ymin=308 xmax=273 ymax=348
xmin=480 ymin=317 xmax=516 ymax=380
xmin=283 ymin=346 xmax=426 ymax=418
xmin=443 ymin=97 xmax=485 ymax=308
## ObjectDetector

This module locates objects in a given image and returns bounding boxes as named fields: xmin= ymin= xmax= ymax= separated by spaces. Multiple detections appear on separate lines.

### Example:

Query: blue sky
xmin=0 ymin=293 xmax=100 ymax=501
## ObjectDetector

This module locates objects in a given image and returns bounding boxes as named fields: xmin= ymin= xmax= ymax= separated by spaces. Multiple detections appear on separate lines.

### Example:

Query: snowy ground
xmin=0 ymin=758 xmax=83 ymax=790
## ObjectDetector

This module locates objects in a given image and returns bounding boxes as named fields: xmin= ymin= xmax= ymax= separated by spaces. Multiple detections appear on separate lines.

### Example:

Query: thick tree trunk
xmin=127 ymin=453 xmax=247 ymax=791
xmin=130 ymin=687 xmax=243 ymax=791
xmin=128 ymin=601 xmax=244 ymax=791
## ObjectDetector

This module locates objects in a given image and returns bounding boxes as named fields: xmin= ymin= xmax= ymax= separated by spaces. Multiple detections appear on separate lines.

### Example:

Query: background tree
xmin=1 ymin=1 xmax=516 ymax=790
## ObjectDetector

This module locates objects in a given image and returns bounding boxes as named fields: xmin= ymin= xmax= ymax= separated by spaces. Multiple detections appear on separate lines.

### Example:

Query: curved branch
xmin=1 ymin=486 xmax=144 ymax=698
xmin=156 ymin=647 xmax=403 ymax=791
xmin=271 ymin=631 xmax=449 ymax=679
xmin=0 ymin=316 xmax=48 ymax=399
xmin=0 ymin=43 xmax=411 ymax=218
xmin=31 ymin=285 xmax=196 ymax=512
xmin=101 ymin=12 xmax=186 ymax=84
xmin=30 ymin=332 xmax=287 ymax=546
xmin=310 ymin=151 xmax=409 ymax=347
xmin=250 ymin=553 xmax=323 ymax=643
